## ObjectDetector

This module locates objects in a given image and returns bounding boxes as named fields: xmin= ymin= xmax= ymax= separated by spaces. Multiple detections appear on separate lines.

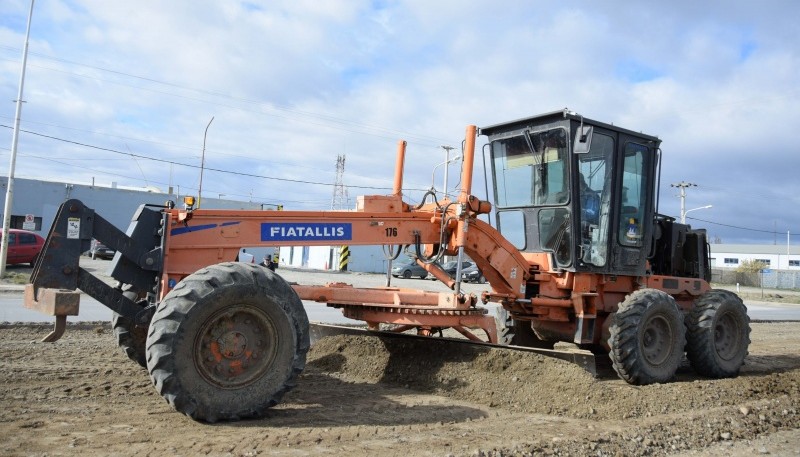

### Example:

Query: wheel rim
xmin=194 ymin=304 xmax=279 ymax=389
xmin=641 ymin=315 xmax=674 ymax=366
xmin=714 ymin=311 xmax=741 ymax=361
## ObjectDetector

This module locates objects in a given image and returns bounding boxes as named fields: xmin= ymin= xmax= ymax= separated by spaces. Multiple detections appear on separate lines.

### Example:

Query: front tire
xmin=402 ymin=270 xmax=411 ymax=279
xmin=146 ymin=262 xmax=309 ymax=422
xmin=112 ymin=288 xmax=149 ymax=368
xmin=497 ymin=308 xmax=554 ymax=348
xmin=113 ymin=314 xmax=148 ymax=368
xmin=608 ymin=289 xmax=686 ymax=385
xmin=686 ymin=289 xmax=750 ymax=378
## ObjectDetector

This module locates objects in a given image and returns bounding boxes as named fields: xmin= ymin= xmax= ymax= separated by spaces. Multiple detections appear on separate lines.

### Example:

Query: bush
xmin=736 ymin=259 xmax=769 ymax=273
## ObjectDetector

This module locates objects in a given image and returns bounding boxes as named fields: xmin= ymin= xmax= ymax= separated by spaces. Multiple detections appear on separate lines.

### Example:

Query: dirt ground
xmin=0 ymin=320 xmax=798 ymax=457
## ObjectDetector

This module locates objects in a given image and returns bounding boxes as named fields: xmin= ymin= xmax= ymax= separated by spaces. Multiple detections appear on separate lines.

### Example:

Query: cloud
xmin=0 ymin=0 xmax=798 ymax=244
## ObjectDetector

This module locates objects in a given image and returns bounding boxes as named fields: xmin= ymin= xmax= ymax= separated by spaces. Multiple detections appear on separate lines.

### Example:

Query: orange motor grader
xmin=25 ymin=109 xmax=750 ymax=422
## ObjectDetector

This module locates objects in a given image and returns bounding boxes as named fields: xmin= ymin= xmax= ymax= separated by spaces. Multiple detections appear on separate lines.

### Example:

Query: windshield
xmin=491 ymin=128 xmax=569 ymax=208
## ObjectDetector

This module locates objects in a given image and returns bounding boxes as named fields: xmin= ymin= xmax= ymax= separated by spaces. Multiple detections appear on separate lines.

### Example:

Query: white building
xmin=709 ymin=244 xmax=800 ymax=270
xmin=279 ymin=245 xmax=388 ymax=273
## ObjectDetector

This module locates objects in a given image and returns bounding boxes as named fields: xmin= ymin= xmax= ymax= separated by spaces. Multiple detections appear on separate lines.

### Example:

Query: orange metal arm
xmin=393 ymin=140 xmax=406 ymax=197
xmin=160 ymin=123 xmax=532 ymax=304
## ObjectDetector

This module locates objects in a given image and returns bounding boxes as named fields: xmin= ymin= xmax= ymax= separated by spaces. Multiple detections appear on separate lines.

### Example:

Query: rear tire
xmin=608 ymin=289 xmax=685 ymax=385
xmin=686 ymin=289 xmax=750 ymax=378
xmin=146 ymin=262 xmax=309 ymax=422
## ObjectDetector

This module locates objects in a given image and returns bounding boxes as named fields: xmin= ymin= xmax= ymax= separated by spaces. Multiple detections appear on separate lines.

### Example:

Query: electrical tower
xmin=331 ymin=155 xmax=349 ymax=271
xmin=331 ymin=154 xmax=348 ymax=210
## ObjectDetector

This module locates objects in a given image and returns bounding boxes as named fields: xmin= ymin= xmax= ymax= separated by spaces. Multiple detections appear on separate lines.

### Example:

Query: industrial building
xmin=709 ymin=244 xmax=800 ymax=270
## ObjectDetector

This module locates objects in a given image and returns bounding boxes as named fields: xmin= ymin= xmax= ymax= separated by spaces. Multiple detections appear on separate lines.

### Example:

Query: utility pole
xmin=671 ymin=181 xmax=696 ymax=224
xmin=0 ymin=0 xmax=35 ymax=278
xmin=672 ymin=181 xmax=712 ymax=224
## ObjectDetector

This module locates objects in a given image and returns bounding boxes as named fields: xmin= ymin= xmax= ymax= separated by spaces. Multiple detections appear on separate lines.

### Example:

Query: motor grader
xmin=25 ymin=109 xmax=750 ymax=422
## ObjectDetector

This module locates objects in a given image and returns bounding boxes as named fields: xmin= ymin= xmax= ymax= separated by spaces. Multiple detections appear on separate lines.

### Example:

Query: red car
xmin=2 ymin=228 xmax=45 ymax=265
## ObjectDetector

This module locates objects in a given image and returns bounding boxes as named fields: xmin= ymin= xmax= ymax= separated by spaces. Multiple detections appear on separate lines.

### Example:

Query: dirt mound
xmin=309 ymin=334 xmax=595 ymax=414
xmin=308 ymin=333 xmax=800 ymax=423
xmin=2 ymin=323 xmax=799 ymax=456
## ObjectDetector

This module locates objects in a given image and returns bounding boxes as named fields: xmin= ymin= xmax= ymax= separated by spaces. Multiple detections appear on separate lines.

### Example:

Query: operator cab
xmin=481 ymin=109 xmax=660 ymax=276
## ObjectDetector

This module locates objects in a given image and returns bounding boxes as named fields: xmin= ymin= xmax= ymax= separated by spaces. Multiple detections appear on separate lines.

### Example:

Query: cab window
xmin=619 ymin=143 xmax=649 ymax=247
xmin=491 ymin=128 xmax=569 ymax=208
xmin=577 ymin=133 xmax=614 ymax=266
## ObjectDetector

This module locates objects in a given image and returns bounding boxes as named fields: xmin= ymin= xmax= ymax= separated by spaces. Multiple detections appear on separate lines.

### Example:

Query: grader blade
xmin=308 ymin=323 xmax=597 ymax=376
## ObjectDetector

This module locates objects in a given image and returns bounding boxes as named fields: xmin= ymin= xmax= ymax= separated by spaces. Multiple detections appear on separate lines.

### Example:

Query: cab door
xmin=610 ymin=136 xmax=657 ymax=276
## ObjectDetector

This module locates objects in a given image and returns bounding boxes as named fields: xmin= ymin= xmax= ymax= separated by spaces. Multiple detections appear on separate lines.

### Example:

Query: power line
xmin=0 ymin=123 xmax=428 ymax=192
xmin=0 ymin=114 xmax=421 ymax=181
xmin=9 ymin=153 xmax=341 ymax=206
xmin=687 ymin=216 xmax=799 ymax=238
xmin=0 ymin=47 xmax=452 ymax=147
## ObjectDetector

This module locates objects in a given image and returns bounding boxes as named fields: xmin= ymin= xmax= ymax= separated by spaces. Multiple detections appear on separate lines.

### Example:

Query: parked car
xmin=89 ymin=239 xmax=116 ymax=260
xmin=391 ymin=260 xmax=429 ymax=279
xmin=1 ymin=228 xmax=45 ymax=266
xmin=461 ymin=263 xmax=485 ymax=283
xmin=428 ymin=260 xmax=475 ymax=279
xmin=446 ymin=261 xmax=474 ymax=277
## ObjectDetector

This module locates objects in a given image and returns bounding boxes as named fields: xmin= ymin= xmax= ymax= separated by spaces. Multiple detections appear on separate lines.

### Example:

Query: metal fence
xmin=711 ymin=268 xmax=800 ymax=290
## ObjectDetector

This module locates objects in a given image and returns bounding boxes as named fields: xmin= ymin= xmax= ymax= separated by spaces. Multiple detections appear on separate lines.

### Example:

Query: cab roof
xmin=479 ymin=108 xmax=660 ymax=144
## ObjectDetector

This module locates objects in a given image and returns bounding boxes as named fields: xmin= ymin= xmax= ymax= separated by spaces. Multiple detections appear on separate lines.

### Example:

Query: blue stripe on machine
xmin=262 ymin=223 xmax=352 ymax=241
xmin=170 ymin=221 xmax=240 ymax=236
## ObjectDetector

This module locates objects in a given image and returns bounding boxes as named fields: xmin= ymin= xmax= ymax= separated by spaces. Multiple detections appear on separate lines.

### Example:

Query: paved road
xmin=3 ymin=294 xmax=798 ymax=324
xmin=1 ymin=267 xmax=491 ymax=324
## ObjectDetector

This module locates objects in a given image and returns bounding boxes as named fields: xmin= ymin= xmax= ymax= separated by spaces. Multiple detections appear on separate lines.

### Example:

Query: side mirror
xmin=573 ymin=125 xmax=593 ymax=154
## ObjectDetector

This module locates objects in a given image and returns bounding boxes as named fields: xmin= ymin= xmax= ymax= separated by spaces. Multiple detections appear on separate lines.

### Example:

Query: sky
xmin=1 ymin=0 xmax=799 ymax=245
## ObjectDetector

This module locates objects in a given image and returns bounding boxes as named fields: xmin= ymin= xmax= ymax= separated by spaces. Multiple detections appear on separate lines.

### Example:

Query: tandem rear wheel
xmin=608 ymin=289 xmax=685 ymax=385
xmin=686 ymin=289 xmax=750 ymax=378
xmin=607 ymin=288 xmax=750 ymax=385
xmin=145 ymin=262 xmax=310 ymax=422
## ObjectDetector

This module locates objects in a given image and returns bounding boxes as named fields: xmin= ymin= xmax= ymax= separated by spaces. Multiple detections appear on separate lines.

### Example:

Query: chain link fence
xmin=711 ymin=268 xmax=800 ymax=290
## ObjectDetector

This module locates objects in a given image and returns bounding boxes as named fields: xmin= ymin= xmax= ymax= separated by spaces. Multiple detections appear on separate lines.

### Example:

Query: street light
xmin=431 ymin=148 xmax=462 ymax=200
xmin=197 ymin=116 xmax=214 ymax=209
xmin=682 ymin=205 xmax=712 ymax=224
xmin=0 ymin=0 xmax=35 ymax=278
